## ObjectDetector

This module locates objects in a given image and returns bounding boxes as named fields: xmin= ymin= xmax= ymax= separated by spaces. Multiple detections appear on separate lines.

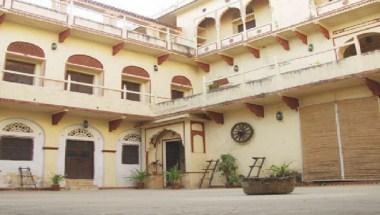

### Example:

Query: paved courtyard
xmin=0 ymin=185 xmax=379 ymax=215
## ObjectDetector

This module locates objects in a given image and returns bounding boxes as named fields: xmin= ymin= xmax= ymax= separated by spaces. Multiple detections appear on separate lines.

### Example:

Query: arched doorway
xmin=0 ymin=118 xmax=44 ymax=188
xmin=148 ymin=129 xmax=185 ymax=186
xmin=340 ymin=32 xmax=380 ymax=59
xmin=116 ymin=131 xmax=142 ymax=186
xmin=219 ymin=7 xmax=242 ymax=39
xmin=57 ymin=125 xmax=104 ymax=187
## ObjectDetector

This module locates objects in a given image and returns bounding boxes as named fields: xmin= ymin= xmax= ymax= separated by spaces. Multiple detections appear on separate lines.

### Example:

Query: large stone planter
xmin=241 ymin=177 xmax=296 ymax=195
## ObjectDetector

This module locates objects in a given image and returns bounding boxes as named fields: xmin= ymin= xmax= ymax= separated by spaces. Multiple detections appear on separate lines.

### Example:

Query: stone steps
xmin=65 ymin=179 xmax=98 ymax=191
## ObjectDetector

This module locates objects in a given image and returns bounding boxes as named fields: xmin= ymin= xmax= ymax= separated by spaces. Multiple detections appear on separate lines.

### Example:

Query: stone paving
xmin=0 ymin=185 xmax=380 ymax=215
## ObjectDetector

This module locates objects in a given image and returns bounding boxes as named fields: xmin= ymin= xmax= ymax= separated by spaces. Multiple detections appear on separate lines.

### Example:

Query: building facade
xmin=0 ymin=0 xmax=379 ymax=189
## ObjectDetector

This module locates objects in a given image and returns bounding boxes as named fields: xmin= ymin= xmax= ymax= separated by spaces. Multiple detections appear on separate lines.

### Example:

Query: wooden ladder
xmin=247 ymin=157 xmax=266 ymax=178
xmin=19 ymin=167 xmax=37 ymax=189
xmin=199 ymin=159 xmax=219 ymax=188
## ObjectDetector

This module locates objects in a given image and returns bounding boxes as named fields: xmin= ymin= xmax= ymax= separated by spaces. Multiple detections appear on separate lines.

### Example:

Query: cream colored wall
xmin=204 ymin=103 xmax=302 ymax=186
xmin=0 ymin=108 xmax=137 ymax=187
xmin=0 ymin=21 xmax=202 ymax=108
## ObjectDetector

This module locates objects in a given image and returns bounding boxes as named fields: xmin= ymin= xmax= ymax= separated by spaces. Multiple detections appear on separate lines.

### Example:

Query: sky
xmin=94 ymin=0 xmax=178 ymax=17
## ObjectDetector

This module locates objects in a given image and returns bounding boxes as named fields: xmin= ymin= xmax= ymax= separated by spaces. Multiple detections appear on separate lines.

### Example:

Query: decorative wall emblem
xmin=67 ymin=128 xmax=94 ymax=138
xmin=2 ymin=122 xmax=34 ymax=133
xmin=123 ymin=133 xmax=141 ymax=142
xmin=231 ymin=122 xmax=254 ymax=144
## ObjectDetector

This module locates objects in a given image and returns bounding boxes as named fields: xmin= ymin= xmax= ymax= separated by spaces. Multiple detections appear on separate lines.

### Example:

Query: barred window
xmin=122 ymin=145 xmax=139 ymax=164
xmin=0 ymin=136 xmax=33 ymax=161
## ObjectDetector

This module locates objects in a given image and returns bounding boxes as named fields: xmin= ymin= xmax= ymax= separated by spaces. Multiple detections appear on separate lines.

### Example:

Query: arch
xmin=150 ymin=129 xmax=182 ymax=147
xmin=0 ymin=118 xmax=45 ymax=188
xmin=358 ymin=32 xmax=380 ymax=54
xmin=219 ymin=7 xmax=242 ymax=39
xmin=116 ymin=130 xmax=142 ymax=186
xmin=7 ymin=41 xmax=45 ymax=58
xmin=57 ymin=125 xmax=104 ymax=187
xmin=197 ymin=17 xmax=217 ymax=47
xmin=123 ymin=66 xmax=150 ymax=79
xmin=219 ymin=7 xmax=242 ymax=22
xmin=171 ymin=75 xmax=192 ymax=87
xmin=67 ymin=55 xmax=103 ymax=69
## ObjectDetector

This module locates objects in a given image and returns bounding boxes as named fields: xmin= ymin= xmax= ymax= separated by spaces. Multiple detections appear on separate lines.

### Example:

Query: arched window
xmin=65 ymin=55 xmax=104 ymax=95
xmin=197 ymin=17 xmax=217 ymax=47
xmin=220 ymin=8 xmax=242 ymax=38
xmin=171 ymin=75 xmax=192 ymax=100
xmin=339 ymin=33 xmax=380 ymax=60
xmin=121 ymin=66 xmax=150 ymax=102
xmin=3 ymin=42 xmax=45 ymax=86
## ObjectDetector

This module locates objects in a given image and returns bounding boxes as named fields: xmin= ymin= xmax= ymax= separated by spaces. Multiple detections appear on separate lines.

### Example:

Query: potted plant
xmin=166 ymin=165 xmax=182 ymax=189
xmin=241 ymin=163 xmax=296 ymax=195
xmin=217 ymin=154 xmax=240 ymax=187
xmin=129 ymin=170 xmax=149 ymax=189
xmin=51 ymin=174 xmax=65 ymax=191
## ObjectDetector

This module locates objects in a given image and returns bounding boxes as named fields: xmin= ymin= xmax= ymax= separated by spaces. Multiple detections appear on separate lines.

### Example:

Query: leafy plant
xmin=269 ymin=163 xmax=292 ymax=178
xmin=217 ymin=154 xmax=239 ymax=187
xmin=51 ymin=174 xmax=65 ymax=185
xmin=166 ymin=165 xmax=182 ymax=185
xmin=129 ymin=170 xmax=149 ymax=183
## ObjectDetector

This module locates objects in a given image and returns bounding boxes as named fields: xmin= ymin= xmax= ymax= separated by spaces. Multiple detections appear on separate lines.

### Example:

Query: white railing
xmin=197 ymin=42 xmax=218 ymax=56
xmin=221 ymin=33 xmax=244 ymax=48
xmin=204 ymin=42 xmax=355 ymax=91
xmin=247 ymin=24 xmax=272 ymax=39
xmin=0 ymin=0 xmax=4 ymax=7
xmin=127 ymin=30 xmax=168 ymax=49
xmin=73 ymin=16 xmax=123 ymax=38
xmin=10 ymin=0 xmax=68 ymax=23
xmin=0 ymin=69 xmax=170 ymax=104
xmin=316 ymin=0 xmax=365 ymax=15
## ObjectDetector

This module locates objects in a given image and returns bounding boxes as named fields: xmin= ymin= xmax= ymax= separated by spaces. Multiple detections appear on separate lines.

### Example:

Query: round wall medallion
xmin=231 ymin=122 xmax=254 ymax=143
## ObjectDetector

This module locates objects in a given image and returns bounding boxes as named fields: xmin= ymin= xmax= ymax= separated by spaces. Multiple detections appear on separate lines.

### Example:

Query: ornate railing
xmin=73 ymin=16 xmax=123 ymax=38
xmin=316 ymin=0 xmax=366 ymax=15
xmin=197 ymin=42 xmax=218 ymax=56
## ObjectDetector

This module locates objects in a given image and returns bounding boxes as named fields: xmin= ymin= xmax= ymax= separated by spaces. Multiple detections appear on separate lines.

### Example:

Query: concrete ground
xmin=0 ymin=185 xmax=379 ymax=215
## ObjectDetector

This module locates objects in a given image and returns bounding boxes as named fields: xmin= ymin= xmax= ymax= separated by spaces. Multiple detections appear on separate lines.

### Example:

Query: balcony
xmin=315 ymin=0 xmax=365 ymax=15
xmin=73 ymin=16 xmax=123 ymax=38
xmin=0 ymin=0 xmax=196 ymax=58
xmin=9 ymin=0 xmax=68 ymax=24
xmin=221 ymin=33 xmax=244 ymax=48
xmin=153 ymin=47 xmax=380 ymax=115
xmin=0 ymin=70 xmax=159 ymax=117
xmin=247 ymin=24 xmax=272 ymax=39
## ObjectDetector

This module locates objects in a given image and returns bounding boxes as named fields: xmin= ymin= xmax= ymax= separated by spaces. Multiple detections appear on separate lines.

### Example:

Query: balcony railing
xmin=73 ymin=16 xmax=123 ymax=38
xmin=247 ymin=24 xmax=272 ymax=39
xmin=10 ymin=0 xmax=68 ymax=24
xmin=316 ymin=0 xmax=365 ymax=15
xmin=221 ymin=33 xmax=244 ymax=48
xmin=0 ymin=69 xmax=170 ymax=107
xmin=197 ymin=42 xmax=218 ymax=56
xmin=1 ymin=0 xmax=196 ymax=56
xmin=154 ymin=42 xmax=380 ymax=114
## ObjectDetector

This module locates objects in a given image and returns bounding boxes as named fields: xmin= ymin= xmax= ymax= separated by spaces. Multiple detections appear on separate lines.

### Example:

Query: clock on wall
xmin=231 ymin=122 xmax=254 ymax=143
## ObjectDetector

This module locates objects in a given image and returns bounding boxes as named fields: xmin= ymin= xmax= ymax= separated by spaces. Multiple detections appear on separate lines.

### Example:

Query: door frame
xmin=162 ymin=138 xmax=183 ymax=186
xmin=65 ymin=139 xmax=95 ymax=179
xmin=57 ymin=125 xmax=104 ymax=186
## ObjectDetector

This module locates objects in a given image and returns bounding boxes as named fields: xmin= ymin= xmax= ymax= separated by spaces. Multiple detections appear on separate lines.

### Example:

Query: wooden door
xmin=300 ymin=103 xmax=342 ymax=181
xmin=65 ymin=140 xmax=94 ymax=179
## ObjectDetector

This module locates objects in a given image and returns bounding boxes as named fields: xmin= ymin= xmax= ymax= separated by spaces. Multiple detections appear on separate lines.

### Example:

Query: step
xmin=65 ymin=179 xmax=98 ymax=191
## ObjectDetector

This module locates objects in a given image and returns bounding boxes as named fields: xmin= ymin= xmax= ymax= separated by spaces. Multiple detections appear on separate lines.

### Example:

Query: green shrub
xmin=166 ymin=165 xmax=182 ymax=185
xmin=217 ymin=154 xmax=240 ymax=186
xmin=129 ymin=170 xmax=149 ymax=183
xmin=51 ymin=174 xmax=65 ymax=185
xmin=269 ymin=163 xmax=292 ymax=178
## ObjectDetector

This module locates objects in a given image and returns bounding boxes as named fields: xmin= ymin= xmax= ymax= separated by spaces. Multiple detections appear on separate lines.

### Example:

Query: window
xmin=122 ymin=145 xmax=139 ymax=164
xmin=237 ymin=19 xmax=256 ymax=33
xmin=66 ymin=71 xmax=94 ymax=95
xmin=122 ymin=81 xmax=141 ymax=102
xmin=3 ymin=60 xmax=35 ymax=85
xmin=0 ymin=136 xmax=33 ymax=161
xmin=171 ymin=90 xmax=184 ymax=100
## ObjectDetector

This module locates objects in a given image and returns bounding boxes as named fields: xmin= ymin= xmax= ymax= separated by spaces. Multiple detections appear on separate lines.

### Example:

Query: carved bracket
xmin=109 ymin=119 xmax=123 ymax=132
xmin=112 ymin=42 xmax=124 ymax=56
xmin=0 ymin=14 xmax=5 ymax=25
xmin=219 ymin=54 xmax=234 ymax=66
xmin=276 ymin=36 xmax=290 ymax=51
xmin=246 ymin=46 xmax=260 ymax=58
xmin=365 ymin=78 xmax=380 ymax=97
xmin=317 ymin=24 xmax=330 ymax=40
xmin=294 ymin=31 xmax=308 ymax=45
xmin=282 ymin=96 xmax=299 ymax=111
xmin=157 ymin=54 xmax=170 ymax=65
xmin=59 ymin=29 xmax=71 ymax=43
xmin=52 ymin=110 xmax=68 ymax=125
xmin=206 ymin=111 xmax=224 ymax=124
xmin=196 ymin=61 xmax=210 ymax=73
xmin=245 ymin=103 xmax=264 ymax=118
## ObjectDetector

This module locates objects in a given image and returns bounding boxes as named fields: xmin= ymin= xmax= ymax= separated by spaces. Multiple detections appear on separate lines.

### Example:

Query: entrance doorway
xmin=65 ymin=140 xmax=94 ymax=179
xmin=165 ymin=140 xmax=185 ymax=172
